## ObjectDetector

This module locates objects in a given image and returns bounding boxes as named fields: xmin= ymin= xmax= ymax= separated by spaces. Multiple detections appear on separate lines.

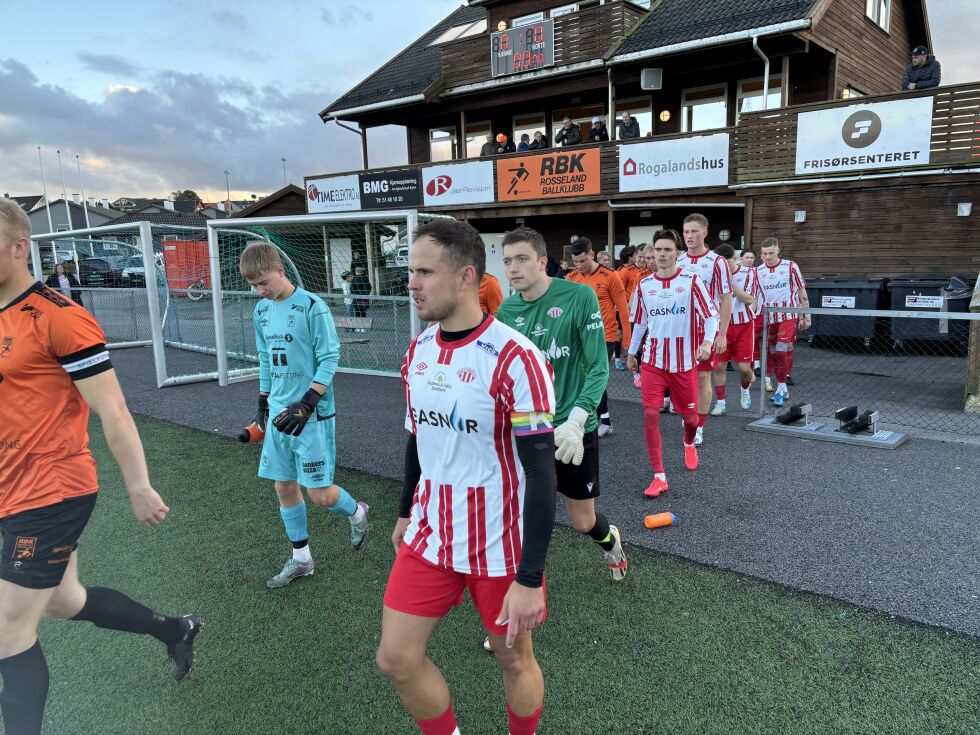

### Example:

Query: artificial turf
xmin=25 ymin=416 xmax=980 ymax=734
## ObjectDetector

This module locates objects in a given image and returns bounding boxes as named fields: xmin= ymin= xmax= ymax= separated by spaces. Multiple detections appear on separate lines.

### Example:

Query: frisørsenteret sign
xmin=491 ymin=19 xmax=554 ymax=78
xmin=795 ymin=97 xmax=933 ymax=175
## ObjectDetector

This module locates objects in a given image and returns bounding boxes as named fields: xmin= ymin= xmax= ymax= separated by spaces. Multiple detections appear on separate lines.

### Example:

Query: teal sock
xmin=328 ymin=487 xmax=357 ymax=517
xmin=279 ymin=502 xmax=309 ymax=543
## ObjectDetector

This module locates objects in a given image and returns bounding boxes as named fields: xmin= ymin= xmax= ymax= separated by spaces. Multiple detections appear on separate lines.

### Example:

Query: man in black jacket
xmin=351 ymin=266 xmax=371 ymax=322
xmin=44 ymin=263 xmax=82 ymax=304
xmin=589 ymin=116 xmax=609 ymax=143
xmin=554 ymin=117 xmax=582 ymax=147
xmin=902 ymin=46 xmax=941 ymax=91
xmin=495 ymin=134 xmax=516 ymax=155
xmin=617 ymin=112 xmax=640 ymax=139
xmin=479 ymin=132 xmax=496 ymax=157
xmin=527 ymin=131 xmax=548 ymax=150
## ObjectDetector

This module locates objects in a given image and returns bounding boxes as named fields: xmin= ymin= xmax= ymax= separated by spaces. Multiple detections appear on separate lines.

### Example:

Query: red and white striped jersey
xmin=631 ymin=269 xmax=719 ymax=373
xmin=730 ymin=266 xmax=761 ymax=325
xmin=400 ymin=317 xmax=556 ymax=578
xmin=677 ymin=250 xmax=732 ymax=311
xmin=756 ymin=259 xmax=806 ymax=324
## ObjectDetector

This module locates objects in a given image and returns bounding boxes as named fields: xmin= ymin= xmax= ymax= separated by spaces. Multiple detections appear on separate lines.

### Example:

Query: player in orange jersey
xmin=478 ymin=271 xmax=504 ymax=316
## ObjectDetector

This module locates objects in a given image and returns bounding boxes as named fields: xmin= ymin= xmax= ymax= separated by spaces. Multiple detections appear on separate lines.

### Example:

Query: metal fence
xmin=759 ymin=306 xmax=980 ymax=437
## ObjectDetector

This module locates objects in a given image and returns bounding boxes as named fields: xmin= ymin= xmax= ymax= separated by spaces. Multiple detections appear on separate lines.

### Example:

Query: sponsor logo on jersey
xmin=547 ymin=307 xmax=563 ymax=319
xmin=291 ymin=304 xmax=306 ymax=313
xmin=531 ymin=323 xmax=548 ymax=337
xmin=0 ymin=337 xmax=12 ymax=358
xmin=590 ymin=310 xmax=602 ymax=321
xmin=257 ymin=305 xmax=270 ymax=316
xmin=650 ymin=304 xmax=687 ymax=317
xmin=675 ymin=287 xmax=685 ymax=294
xmin=302 ymin=459 xmax=325 ymax=474
xmin=287 ymin=315 xmax=296 ymax=328
xmin=586 ymin=481 xmax=594 ymax=494
xmin=476 ymin=339 xmax=499 ymax=357
xmin=417 ymin=333 xmax=434 ymax=345
xmin=0 ymin=439 xmax=22 ymax=451
xmin=14 ymin=536 xmax=37 ymax=560
xmin=415 ymin=361 xmax=428 ymax=375
xmin=457 ymin=368 xmax=476 ymax=383
xmin=514 ymin=316 xmax=525 ymax=326
xmin=428 ymin=372 xmax=451 ymax=393
xmin=545 ymin=339 xmax=570 ymax=360
xmin=411 ymin=402 xmax=479 ymax=434
xmin=20 ymin=305 xmax=43 ymax=320
xmin=657 ymin=289 xmax=672 ymax=300
xmin=586 ymin=320 xmax=603 ymax=331
xmin=762 ymin=280 xmax=789 ymax=290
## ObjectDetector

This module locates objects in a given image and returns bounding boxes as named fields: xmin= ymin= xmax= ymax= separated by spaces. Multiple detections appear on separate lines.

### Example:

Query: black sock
xmin=71 ymin=586 xmax=184 ymax=646
xmin=291 ymin=539 xmax=309 ymax=550
xmin=0 ymin=640 xmax=49 ymax=735
xmin=587 ymin=512 xmax=614 ymax=551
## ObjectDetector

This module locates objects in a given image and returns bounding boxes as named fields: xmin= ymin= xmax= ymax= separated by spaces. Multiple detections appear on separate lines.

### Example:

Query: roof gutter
xmin=320 ymin=93 xmax=426 ymax=122
xmin=607 ymin=19 xmax=812 ymax=65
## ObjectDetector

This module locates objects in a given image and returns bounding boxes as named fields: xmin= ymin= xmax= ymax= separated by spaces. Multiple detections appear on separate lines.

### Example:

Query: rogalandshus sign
xmin=795 ymin=97 xmax=934 ymax=176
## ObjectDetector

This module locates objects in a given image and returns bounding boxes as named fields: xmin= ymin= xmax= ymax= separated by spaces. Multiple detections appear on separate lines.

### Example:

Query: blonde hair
xmin=0 ymin=197 xmax=31 ymax=242
xmin=239 ymin=241 xmax=283 ymax=280
xmin=683 ymin=213 xmax=709 ymax=229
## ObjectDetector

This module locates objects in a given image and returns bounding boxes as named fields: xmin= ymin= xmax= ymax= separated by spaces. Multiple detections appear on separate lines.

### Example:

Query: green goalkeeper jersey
xmin=497 ymin=277 xmax=608 ymax=432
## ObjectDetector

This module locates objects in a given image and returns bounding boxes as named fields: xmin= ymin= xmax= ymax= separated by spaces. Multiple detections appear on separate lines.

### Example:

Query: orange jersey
xmin=0 ymin=284 xmax=112 ymax=518
xmin=479 ymin=273 xmax=504 ymax=316
xmin=617 ymin=264 xmax=643 ymax=302
xmin=566 ymin=265 xmax=632 ymax=347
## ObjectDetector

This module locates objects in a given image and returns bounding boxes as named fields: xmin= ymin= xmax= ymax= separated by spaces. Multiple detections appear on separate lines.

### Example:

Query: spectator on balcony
xmin=517 ymin=133 xmax=531 ymax=152
xmin=902 ymin=46 xmax=941 ymax=91
xmin=589 ymin=116 xmax=609 ymax=143
xmin=555 ymin=116 xmax=582 ymax=147
xmin=528 ymin=130 xmax=548 ymax=150
xmin=495 ymin=133 xmax=516 ymax=155
xmin=479 ymin=132 xmax=496 ymax=157
xmin=618 ymin=111 xmax=640 ymax=139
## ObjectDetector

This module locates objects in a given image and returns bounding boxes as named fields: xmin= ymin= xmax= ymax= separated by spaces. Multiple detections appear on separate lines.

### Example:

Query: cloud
xmin=209 ymin=9 xmax=250 ymax=30
xmin=77 ymin=53 xmax=141 ymax=77
xmin=321 ymin=5 xmax=373 ymax=27
xmin=0 ymin=57 xmax=406 ymax=199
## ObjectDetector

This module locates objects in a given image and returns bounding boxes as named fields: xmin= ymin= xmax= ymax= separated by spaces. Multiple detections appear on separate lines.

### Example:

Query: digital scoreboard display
xmin=491 ymin=19 xmax=555 ymax=78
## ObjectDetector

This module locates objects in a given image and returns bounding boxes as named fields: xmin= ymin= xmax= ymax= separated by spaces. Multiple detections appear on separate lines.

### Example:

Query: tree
xmin=170 ymin=189 xmax=201 ymax=202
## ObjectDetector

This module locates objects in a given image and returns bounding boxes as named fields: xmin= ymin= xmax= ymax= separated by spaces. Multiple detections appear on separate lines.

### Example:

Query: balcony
xmin=440 ymin=2 xmax=647 ymax=92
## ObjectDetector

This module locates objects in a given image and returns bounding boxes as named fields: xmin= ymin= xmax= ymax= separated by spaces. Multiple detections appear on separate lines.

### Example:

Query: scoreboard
xmin=491 ymin=19 xmax=555 ymax=78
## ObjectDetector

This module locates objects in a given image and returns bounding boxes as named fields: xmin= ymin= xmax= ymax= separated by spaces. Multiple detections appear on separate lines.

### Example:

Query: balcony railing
xmin=440 ymin=1 xmax=647 ymax=91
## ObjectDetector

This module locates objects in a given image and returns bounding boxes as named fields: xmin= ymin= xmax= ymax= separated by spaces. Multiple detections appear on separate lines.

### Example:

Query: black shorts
xmin=555 ymin=429 xmax=600 ymax=500
xmin=0 ymin=494 xmax=96 ymax=589
xmin=606 ymin=341 xmax=617 ymax=360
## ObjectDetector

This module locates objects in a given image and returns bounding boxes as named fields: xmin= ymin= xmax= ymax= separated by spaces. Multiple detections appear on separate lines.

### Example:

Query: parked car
xmin=39 ymin=248 xmax=74 ymax=270
xmin=395 ymin=245 xmax=409 ymax=267
xmin=121 ymin=253 xmax=164 ymax=287
xmin=78 ymin=256 xmax=124 ymax=287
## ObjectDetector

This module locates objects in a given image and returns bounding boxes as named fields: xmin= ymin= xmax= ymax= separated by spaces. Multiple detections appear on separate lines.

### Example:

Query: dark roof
xmin=237 ymin=184 xmax=305 ymax=218
xmin=323 ymin=4 xmax=486 ymax=117
xmin=11 ymin=195 xmax=43 ymax=212
xmin=110 ymin=211 xmax=210 ymax=227
xmin=614 ymin=0 xmax=818 ymax=57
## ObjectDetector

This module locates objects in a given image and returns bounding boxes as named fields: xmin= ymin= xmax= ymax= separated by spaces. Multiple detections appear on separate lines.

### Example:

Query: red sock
xmin=716 ymin=385 xmax=726 ymax=400
xmin=740 ymin=377 xmax=751 ymax=389
xmin=417 ymin=704 xmax=458 ymax=735
xmin=772 ymin=351 xmax=788 ymax=383
xmin=697 ymin=412 xmax=708 ymax=428
xmin=507 ymin=704 xmax=542 ymax=735
xmin=643 ymin=406 xmax=664 ymax=473
xmin=787 ymin=350 xmax=794 ymax=376
xmin=682 ymin=414 xmax=698 ymax=444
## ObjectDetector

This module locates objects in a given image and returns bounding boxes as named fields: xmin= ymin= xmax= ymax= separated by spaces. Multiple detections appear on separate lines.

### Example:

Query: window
xmin=513 ymin=11 xmax=545 ymax=27
xmin=681 ymin=83 xmax=728 ymax=132
xmin=465 ymin=121 xmax=492 ymax=157
xmin=736 ymin=76 xmax=783 ymax=122
xmin=429 ymin=18 xmax=487 ymax=45
xmin=513 ymin=112 xmax=547 ymax=148
xmin=865 ymin=0 xmax=890 ymax=31
xmin=553 ymin=103 xmax=605 ymax=142
xmin=550 ymin=4 xmax=576 ymax=17
xmin=616 ymin=96 xmax=652 ymax=137
xmin=429 ymin=127 xmax=457 ymax=162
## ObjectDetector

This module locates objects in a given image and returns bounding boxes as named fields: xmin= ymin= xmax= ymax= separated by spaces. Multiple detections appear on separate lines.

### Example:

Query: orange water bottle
xmin=644 ymin=512 xmax=675 ymax=529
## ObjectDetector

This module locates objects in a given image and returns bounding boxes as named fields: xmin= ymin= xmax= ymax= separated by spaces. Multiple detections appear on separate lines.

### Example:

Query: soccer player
xmin=566 ymin=238 xmax=631 ymax=436
xmin=741 ymin=249 xmax=766 ymax=377
xmin=0 ymin=198 xmax=199 ymax=735
xmin=756 ymin=237 xmax=810 ymax=406
xmin=478 ymin=271 xmax=504 ymax=316
xmin=616 ymin=245 xmax=641 ymax=304
xmin=711 ymin=244 xmax=759 ymax=414
xmin=241 ymin=242 xmax=369 ymax=589
xmin=627 ymin=229 xmax=718 ymax=498
xmin=497 ymin=226 xmax=627 ymax=581
xmin=377 ymin=220 xmax=557 ymax=735
xmin=677 ymin=213 xmax=732 ymax=445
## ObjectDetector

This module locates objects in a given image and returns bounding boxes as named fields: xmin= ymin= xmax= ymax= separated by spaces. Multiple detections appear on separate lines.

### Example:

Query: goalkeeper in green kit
xmin=496 ymin=227 xmax=627 ymax=581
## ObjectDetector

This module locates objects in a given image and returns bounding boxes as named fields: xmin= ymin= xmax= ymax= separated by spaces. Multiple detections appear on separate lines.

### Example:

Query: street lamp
xmin=223 ymin=170 xmax=231 ymax=213
xmin=281 ymin=158 xmax=287 ymax=187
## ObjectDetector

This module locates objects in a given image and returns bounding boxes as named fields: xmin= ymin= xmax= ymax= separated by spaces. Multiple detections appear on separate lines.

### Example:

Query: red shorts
xmin=754 ymin=314 xmax=766 ymax=342
xmin=640 ymin=363 xmax=698 ymax=413
xmin=696 ymin=349 xmax=719 ymax=372
xmin=383 ymin=544 xmax=547 ymax=636
xmin=720 ymin=321 xmax=756 ymax=364
xmin=767 ymin=319 xmax=797 ymax=346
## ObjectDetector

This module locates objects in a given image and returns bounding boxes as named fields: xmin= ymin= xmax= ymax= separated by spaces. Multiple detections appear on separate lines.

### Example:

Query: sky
xmin=0 ymin=0 xmax=975 ymax=203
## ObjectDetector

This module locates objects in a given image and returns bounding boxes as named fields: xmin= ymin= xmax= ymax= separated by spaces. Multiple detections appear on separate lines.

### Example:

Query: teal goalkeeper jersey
xmin=253 ymin=286 xmax=340 ymax=417
xmin=497 ymin=278 xmax=608 ymax=432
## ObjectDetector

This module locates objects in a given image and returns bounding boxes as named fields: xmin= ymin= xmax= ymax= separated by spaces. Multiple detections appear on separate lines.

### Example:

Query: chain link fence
xmin=759 ymin=306 xmax=980 ymax=437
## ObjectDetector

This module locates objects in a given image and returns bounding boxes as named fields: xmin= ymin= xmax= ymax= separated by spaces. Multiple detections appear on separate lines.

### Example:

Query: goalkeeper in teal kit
xmin=240 ymin=242 xmax=369 ymax=589
xmin=496 ymin=227 xmax=627 ymax=582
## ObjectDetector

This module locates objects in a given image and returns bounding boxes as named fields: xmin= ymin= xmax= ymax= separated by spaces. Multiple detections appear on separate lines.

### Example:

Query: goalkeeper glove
xmin=553 ymin=406 xmax=589 ymax=466
xmin=254 ymin=394 xmax=270 ymax=433
xmin=272 ymin=388 xmax=322 ymax=436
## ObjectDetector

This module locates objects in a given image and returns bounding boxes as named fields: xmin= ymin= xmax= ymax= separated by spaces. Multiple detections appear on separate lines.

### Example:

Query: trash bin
xmin=801 ymin=277 xmax=887 ymax=341
xmin=889 ymin=277 xmax=974 ymax=342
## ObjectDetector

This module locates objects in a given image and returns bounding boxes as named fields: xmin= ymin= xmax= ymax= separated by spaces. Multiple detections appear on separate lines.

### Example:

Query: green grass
xmin=26 ymin=416 xmax=979 ymax=734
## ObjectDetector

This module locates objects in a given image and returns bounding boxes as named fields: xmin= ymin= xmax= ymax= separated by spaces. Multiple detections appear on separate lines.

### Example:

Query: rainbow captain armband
xmin=511 ymin=411 xmax=555 ymax=436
